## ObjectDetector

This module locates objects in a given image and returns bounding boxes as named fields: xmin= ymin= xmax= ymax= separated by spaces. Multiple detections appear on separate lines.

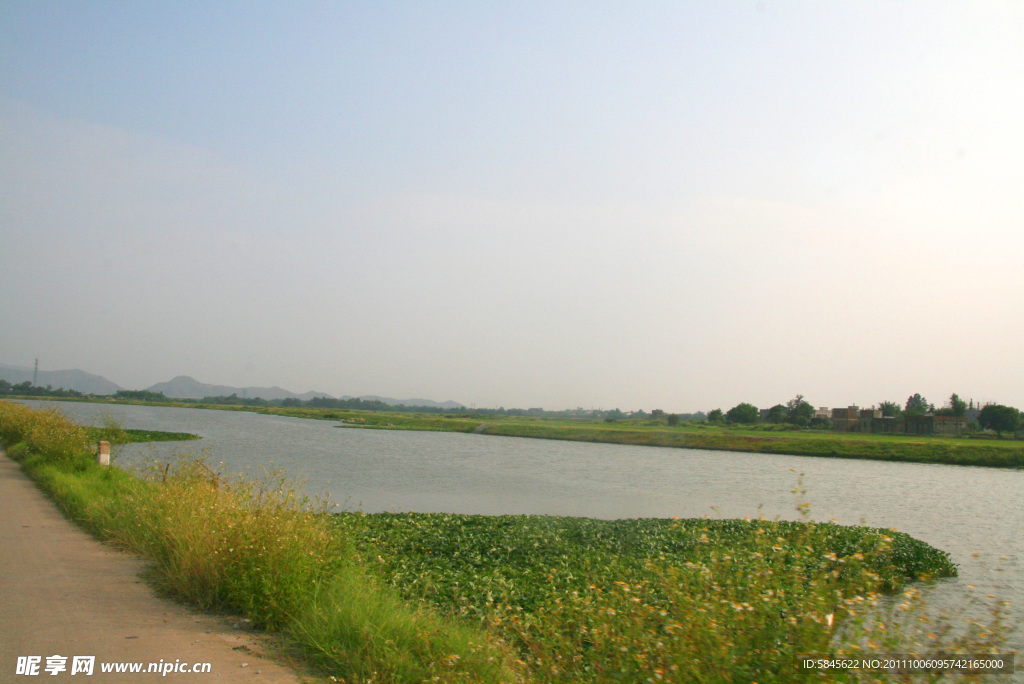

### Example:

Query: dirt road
xmin=0 ymin=452 xmax=314 ymax=683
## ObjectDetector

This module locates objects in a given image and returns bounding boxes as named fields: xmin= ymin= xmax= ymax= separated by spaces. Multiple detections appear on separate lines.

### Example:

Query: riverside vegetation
xmin=0 ymin=400 xmax=1012 ymax=683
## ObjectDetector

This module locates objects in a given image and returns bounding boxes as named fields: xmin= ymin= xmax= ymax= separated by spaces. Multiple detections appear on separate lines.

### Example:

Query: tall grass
xmin=0 ymin=401 xmax=519 ymax=683
xmin=0 ymin=401 xmax=90 ymax=464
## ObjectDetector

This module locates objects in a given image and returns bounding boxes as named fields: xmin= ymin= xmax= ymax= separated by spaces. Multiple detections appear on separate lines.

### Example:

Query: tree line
xmin=706 ymin=393 xmax=1022 ymax=437
xmin=4 ymin=381 xmax=1020 ymax=436
xmin=0 ymin=380 xmax=84 ymax=398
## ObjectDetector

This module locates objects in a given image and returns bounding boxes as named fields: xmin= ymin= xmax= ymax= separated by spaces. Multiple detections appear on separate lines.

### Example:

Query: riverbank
xmin=0 ymin=450 xmax=309 ymax=683
xmin=1 ymin=400 xmax=1012 ymax=682
xmin=0 ymin=401 xmax=518 ymax=683
xmin=14 ymin=396 xmax=1024 ymax=468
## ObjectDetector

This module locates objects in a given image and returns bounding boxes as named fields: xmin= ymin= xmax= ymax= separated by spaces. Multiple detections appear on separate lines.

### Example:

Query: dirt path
xmin=0 ymin=452 xmax=316 ymax=683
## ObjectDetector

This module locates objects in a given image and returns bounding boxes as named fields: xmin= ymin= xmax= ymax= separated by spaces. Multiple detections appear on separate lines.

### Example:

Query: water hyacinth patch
xmin=337 ymin=512 xmax=994 ymax=682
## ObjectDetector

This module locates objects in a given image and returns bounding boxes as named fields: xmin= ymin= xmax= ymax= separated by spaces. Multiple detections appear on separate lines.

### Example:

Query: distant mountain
xmin=145 ymin=376 xmax=334 ymax=401
xmin=1 ymin=363 xmax=462 ymax=408
xmin=296 ymin=391 xmax=335 ymax=401
xmin=0 ymin=364 xmax=123 ymax=395
xmin=357 ymin=395 xmax=465 ymax=410
xmin=142 ymin=376 xmax=463 ymax=407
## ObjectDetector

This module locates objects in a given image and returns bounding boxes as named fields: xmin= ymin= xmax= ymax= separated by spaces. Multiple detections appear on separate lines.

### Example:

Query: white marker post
xmin=97 ymin=441 xmax=110 ymax=466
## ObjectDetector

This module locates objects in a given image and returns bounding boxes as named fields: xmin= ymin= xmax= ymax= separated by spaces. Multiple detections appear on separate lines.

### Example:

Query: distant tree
xmin=809 ymin=414 xmax=832 ymax=430
xmin=878 ymin=401 xmax=902 ymax=418
xmin=905 ymin=393 xmax=930 ymax=417
xmin=977 ymin=404 xmax=1021 ymax=437
xmin=785 ymin=394 xmax=815 ymax=426
xmin=651 ymin=409 xmax=665 ymax=418
xmin=666 ymin=413 xmax=680 ymax=426
xmin=115 ymin=389 xmax=167 ymax=402
xmin=707 ymin=408 xmax=724 ymax=423
xmin=765 ymin=404 xmax=786 ymax=424
xmin=726 ymin=403 xmax=760 ymax=425
xmin=948 ymin=393 xmax=967 ymax=417
xmin=2 ymin=380 xmax=82 ymax=398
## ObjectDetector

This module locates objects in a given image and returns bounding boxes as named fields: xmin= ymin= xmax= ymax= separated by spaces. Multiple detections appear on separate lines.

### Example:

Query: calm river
xmin=22 ymin=400 xmax=1024 ymax=661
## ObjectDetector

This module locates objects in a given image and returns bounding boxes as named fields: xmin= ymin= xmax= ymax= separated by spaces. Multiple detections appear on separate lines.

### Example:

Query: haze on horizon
xmin=2 ymin=1 xmax=1021 ymax=414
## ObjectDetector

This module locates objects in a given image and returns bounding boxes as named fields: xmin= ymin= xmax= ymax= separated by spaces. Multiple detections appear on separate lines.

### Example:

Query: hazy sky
xmin=2 ymin=1 xmax=1022 ymax=412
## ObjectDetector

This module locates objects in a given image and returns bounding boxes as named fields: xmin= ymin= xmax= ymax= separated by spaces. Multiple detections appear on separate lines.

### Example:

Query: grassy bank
xmin=288 ymin=408 xmax=1024 ymax=469
xmin=0 ymin=401 xmax=518 ymax=683
xmin=1 ymin=401 xmax=1010 ymax=682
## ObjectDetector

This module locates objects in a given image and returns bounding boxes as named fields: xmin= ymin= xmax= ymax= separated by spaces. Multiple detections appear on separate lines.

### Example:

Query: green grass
xmin=84 ymin=426 xmax=201 ymax=443
xmin=335 ymin=512 xmax=1000 ymax=682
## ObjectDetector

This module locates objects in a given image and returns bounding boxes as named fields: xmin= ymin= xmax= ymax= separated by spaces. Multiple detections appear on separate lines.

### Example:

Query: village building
xmin=829 ymin=406 xmax=968 ymax=435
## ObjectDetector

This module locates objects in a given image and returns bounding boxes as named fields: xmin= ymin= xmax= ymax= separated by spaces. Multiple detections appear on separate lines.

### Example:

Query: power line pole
xmin=33 ymin=358 xmax=38 ymax=386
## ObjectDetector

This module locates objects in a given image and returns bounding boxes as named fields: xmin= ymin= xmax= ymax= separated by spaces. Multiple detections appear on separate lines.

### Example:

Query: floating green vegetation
xmin=83 ymin=426 xmax=201 ymax=443
xmin=336 ymin=512 xmax=995 ymax=682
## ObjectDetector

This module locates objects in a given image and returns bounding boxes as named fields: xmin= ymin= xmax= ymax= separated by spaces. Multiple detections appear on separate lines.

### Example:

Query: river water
xmin=21 ymin=400 xmax=1024 ymax=663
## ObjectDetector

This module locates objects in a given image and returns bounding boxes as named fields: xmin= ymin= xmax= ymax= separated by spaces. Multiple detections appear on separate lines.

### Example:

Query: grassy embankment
xmin=1 ymin=400 xmax=1011 ymax=682
xmin=0 ymin=401 xmax=519 ymax=683
xmin=281 ymin=408 xmax=1024 ymax=469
